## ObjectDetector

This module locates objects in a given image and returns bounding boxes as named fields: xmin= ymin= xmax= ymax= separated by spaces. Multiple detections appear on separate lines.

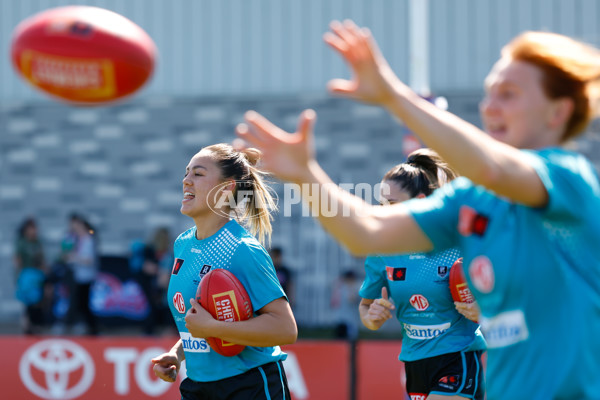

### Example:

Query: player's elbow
xmin=279 ymin=320 xmax=298 ymax=345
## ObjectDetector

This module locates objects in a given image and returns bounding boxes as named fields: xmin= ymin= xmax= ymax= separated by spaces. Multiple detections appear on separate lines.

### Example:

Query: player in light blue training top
xmin=152 ymin=143 xmax=297 ymax=400
xmin=235 ymin=21 xmax=600 ymax=400
xmin=360 ymin=149 xmax=485 ymax=400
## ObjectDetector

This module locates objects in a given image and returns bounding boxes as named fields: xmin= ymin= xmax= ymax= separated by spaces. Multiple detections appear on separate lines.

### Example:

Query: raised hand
xmin=235 ymin=109 xmax=317 ymax=183
xmin=324 ymin=20 xmax=400 ymax=106
xmin=363 ymin=287 xmax=396 ymax=330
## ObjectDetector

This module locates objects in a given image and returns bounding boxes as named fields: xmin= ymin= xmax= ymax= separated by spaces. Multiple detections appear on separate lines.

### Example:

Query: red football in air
xmin=196 ymin=269 xmax=253 ymax=357
xmin=10 ymin=5 xmax=156 ymax=106
xmin=449 ymin=258 xmax=475 ymax=303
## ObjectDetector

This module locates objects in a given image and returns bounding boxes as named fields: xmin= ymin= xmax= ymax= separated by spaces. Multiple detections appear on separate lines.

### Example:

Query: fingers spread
xmin=297 ymin=109 xmax=317 ymax=141
xmin=323 ymin=32 xmax=349 ymax=54
xmin=235 ymin=124 xmax=263 ymax=148
xmin=244 ymin=110 xmax=286 ymax=141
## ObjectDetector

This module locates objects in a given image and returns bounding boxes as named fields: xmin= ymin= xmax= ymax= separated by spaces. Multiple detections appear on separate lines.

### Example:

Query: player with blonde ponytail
xmin=151 ymin=143 xmax=296 ymax=400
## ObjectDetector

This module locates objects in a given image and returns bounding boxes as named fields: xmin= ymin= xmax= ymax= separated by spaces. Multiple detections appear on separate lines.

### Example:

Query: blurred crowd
xmin=11 ymin=215 xmax=330 ymax=337
xmin=13 ymin=214 xmax=179 ymax=336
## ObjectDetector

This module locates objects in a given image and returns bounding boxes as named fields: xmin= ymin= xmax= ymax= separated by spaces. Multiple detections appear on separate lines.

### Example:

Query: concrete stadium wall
xmin=1 ymin=93 xmax=600 ymax=327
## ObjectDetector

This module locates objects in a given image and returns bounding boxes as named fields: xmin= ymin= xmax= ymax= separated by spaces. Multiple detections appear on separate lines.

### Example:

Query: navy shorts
xmin=180 ymin=361 xmax=291 ymax=400
xmin=404 ymin=350 xmax=485 ymax=399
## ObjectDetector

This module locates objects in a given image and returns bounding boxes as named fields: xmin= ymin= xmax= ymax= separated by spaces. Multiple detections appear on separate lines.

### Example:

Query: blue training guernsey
xmin=404 ymin=148 xmax=600 ymax=400
xmin=360 ymin=250 xmax=486 ymax=362
xmin=167 ymin=219 xmax=287 ymax=382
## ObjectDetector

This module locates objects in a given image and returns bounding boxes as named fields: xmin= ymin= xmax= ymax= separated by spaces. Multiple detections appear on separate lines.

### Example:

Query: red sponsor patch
xmin=458 ymin=206 xmax=489 ymax=236
xmin=172 ymin=258 xmax=184 ymax=275
xmin=409 ymin=294 xmax=429 ymax=311
xmin=410 ymin=394 xmax=427 ymax=400
xmin=173 ymin=292 xmax=185 ymax=314
xmin=386 ymin=266 xmax=406 ymax=281
xmin=469 ymin=256 xmax=495 ymax=293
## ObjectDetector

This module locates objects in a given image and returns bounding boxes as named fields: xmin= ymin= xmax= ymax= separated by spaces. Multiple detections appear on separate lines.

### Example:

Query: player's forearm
xmin=170 ymin=339 xmax=185 ymax=361
xmin=296 ymin=161 xmax=415 ymax=255
xmin=383 ymin=83 xmax=545 ymax=204
xmin=210 ymin=313 xmax=297 ymax=347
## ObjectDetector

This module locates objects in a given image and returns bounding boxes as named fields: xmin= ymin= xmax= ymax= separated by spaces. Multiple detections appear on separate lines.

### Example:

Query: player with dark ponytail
xmin=151 ymin=143 xmax=296 ymax=400
xmin=360 ymin=148 xmax=485 ymax=400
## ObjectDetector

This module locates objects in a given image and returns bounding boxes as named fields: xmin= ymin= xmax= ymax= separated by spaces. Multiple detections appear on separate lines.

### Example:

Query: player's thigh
xmin=427 ymin=395 xmax=470 ymax=400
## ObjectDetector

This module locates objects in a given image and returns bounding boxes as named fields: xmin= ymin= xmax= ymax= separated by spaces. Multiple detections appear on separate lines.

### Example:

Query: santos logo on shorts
xmin=403 ymin=322 xmax=451 ymax=340
xmin=179 ymin=332 xmax=210 ymax=353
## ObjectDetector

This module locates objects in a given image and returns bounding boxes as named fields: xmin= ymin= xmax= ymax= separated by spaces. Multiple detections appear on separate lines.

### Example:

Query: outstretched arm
xmin=235 ymin=110 xmax=432 ymax=256
xmin=324 ymin=20 xmax=548 ymax=207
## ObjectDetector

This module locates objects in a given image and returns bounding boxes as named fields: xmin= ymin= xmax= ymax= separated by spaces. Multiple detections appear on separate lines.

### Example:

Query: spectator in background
xmin=150 ymin=227 xmax=175 ymax=312
xmin=130 ymin=226 xmax=174 ymax=335
xmin=14 ymin=217 xmax=47 ymax=335
xmin=269 ymin=247 xmax=294 ymax=307
xmin=331 ymin=269 xmax=361 ymax=340
xmin=63 ymin=213 xmax=99 ymax=336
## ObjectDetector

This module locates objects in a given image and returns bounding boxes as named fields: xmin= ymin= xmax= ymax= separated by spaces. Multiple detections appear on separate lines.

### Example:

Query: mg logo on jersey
xmin=409 ymin=294 xmax=429 ymax=311
xmin=469 ymin=256 xmax=495 ymax=293
xmin=173 ymin=292 xmax=186 ymax=314
xmin=19 ymin=339 xmax=95 ymax=400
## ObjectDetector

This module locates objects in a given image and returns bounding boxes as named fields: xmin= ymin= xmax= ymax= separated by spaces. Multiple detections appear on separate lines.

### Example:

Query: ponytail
xmin=204 ymin=144 xmax=277 ymax=246
xmin=383 ymin=148 xmax=457 ymax=198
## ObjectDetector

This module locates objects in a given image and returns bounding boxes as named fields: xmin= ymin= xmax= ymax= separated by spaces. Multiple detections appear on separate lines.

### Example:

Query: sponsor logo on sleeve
xmin=410 ymin=394 xmax=427 ymax=400
xmin=179 ymin=332 xmax=210 ymax=353
xmin=409 ymin=294 xmax=429 ymax=311
xmin=458 ymin=206 xmax=490 ymax=237
xmin=386 ymin=266 xmax=406 ymax=281
xmin=172 ymin=258 xmax=184 ymax=275
xmin=480 ymin=309 xmax=529 ymax=348
xmin=403 ymin=322 xmax=451 ymax=340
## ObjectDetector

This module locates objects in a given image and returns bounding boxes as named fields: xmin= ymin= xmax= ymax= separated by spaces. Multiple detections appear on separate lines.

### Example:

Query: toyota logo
xmin=19 ymin=339 xmax=95 ymax=399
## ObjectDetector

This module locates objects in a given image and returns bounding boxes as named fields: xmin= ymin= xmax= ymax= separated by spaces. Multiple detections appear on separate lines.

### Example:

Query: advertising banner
xmin=2 ymin=337 xmax=350 ymax=400
xmin=356 ymin=341 xmax=407 ymax=400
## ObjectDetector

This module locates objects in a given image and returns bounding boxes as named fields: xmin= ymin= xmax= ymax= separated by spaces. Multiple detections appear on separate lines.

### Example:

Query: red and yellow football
xmin=10 ymin=5 xmax=156 ymax=106
xmin=449 ymin=258 xmax=475 ymax=303
xmin=197 ymin=269 xmax=253 ymax=357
